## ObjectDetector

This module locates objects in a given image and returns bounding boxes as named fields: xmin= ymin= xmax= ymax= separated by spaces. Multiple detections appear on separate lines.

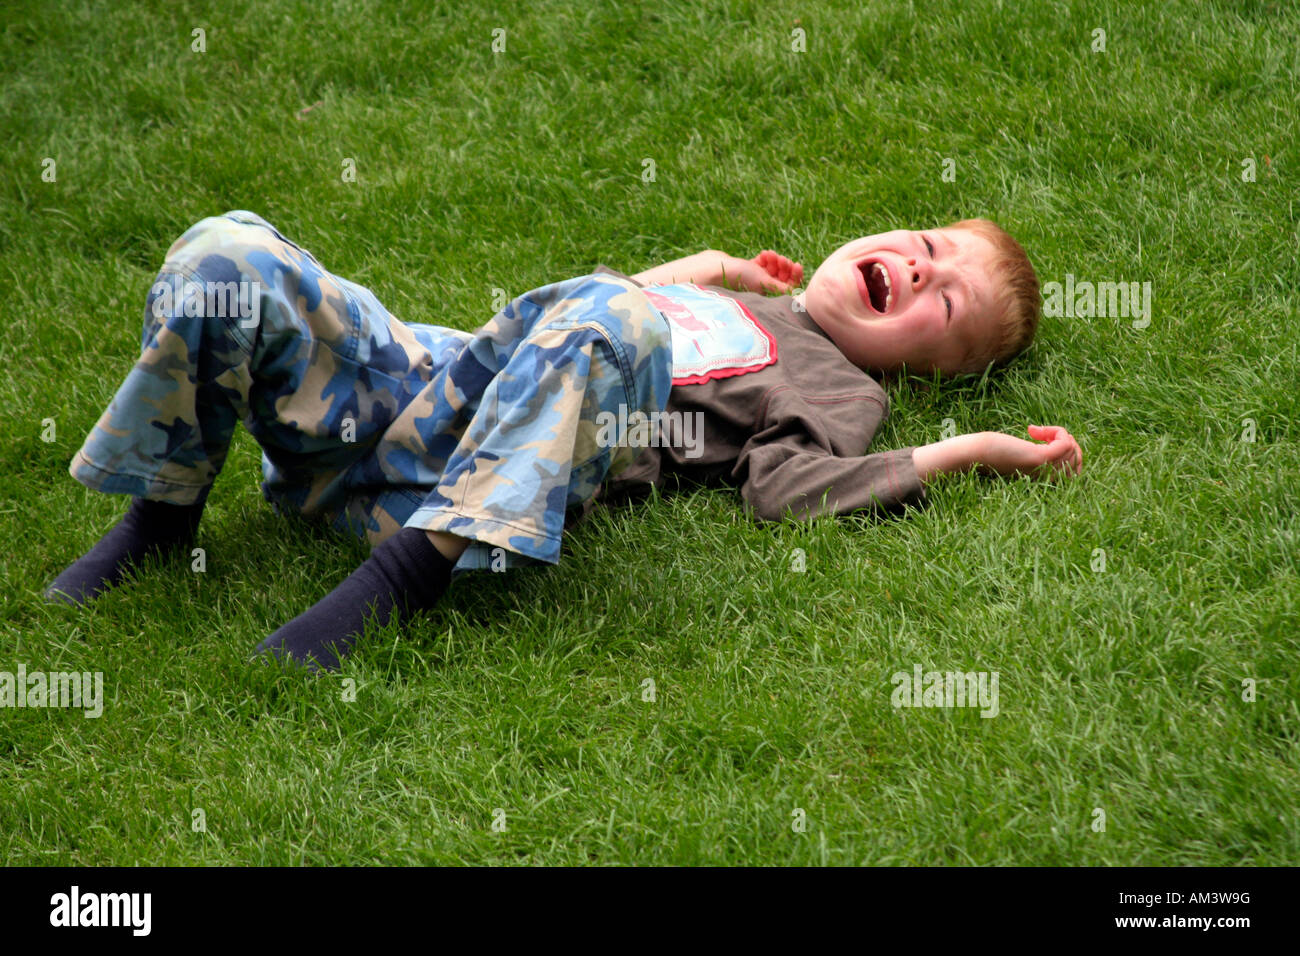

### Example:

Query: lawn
xmin=0 ymin=0 xmax=1296 ymax=865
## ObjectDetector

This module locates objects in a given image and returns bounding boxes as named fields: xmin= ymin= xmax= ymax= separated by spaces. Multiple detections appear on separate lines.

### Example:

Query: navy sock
xmin=256 ymin=527 xmax=455 ymax=672
xmin=45 ymin=492 xmax=208 ymax=605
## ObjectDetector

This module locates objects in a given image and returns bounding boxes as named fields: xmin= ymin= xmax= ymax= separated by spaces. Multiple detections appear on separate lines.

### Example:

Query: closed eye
xmin=923 ymin=236 xmax=935 ymax=258
xmin=943 ymin=293 xmax=952 ymax=323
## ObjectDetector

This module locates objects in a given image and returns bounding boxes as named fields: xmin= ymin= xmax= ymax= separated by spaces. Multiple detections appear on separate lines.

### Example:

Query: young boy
xmin=45 ymin=211 xmax=1082 ymax=670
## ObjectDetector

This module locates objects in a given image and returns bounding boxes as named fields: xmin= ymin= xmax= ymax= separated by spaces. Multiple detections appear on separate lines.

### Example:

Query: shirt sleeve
xmin=732 ymin=387 xmax=926 ymax=521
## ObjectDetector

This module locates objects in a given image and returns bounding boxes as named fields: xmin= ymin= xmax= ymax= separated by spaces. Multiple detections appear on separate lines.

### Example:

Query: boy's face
xmin=795 ymin=227 xmax=1000 ymax=375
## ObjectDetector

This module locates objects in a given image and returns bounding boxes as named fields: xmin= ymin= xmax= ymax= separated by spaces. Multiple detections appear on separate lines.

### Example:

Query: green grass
xmin=1 ymin=0 xmax=1297 ymax=865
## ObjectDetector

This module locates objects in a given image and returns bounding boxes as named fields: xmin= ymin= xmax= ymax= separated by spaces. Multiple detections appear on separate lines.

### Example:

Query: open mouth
xmin=856 ymin=259 xmax=893 ymax=314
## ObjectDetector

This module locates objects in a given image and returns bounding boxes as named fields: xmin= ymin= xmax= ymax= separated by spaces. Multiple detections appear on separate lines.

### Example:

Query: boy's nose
xmin=906 ymin=257 xmax=930 ymax=290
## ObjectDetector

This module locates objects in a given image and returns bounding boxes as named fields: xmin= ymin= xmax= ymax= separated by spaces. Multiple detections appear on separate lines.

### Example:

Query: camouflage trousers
xmin=70 ymin=210 xmax=673 ymax=575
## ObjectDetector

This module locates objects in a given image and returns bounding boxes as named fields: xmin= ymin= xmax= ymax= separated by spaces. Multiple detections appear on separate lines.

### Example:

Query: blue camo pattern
xmin=70 ymin=210 xmax=673 ymax=574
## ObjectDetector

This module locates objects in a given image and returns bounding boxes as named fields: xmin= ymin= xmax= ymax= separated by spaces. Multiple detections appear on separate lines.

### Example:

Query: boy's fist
xmin=713 ymin=251 xmax=804 ymax=294
xmin=751 ymin=251 xmax=804 ymax=289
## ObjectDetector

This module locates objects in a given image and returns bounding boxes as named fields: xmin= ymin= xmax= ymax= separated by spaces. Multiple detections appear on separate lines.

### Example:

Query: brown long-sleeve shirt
xmin=594 ymin=266 xmax=927 ymax=521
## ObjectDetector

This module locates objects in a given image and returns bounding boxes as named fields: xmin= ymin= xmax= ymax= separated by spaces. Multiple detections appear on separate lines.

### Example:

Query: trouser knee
xmin=145 ymin=211 xmax=364 ymax=377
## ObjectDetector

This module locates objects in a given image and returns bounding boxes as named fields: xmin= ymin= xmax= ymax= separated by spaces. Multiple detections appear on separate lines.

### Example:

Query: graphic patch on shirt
xmin=643 ymin=283 xmax=778 ymax=386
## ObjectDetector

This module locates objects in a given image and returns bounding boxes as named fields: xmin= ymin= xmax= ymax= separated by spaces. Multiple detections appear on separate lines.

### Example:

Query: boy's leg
xmin=259 ymin=273 xmax=673 ymax=669
xmin=53 ymin=209 xmax=672 ymax=668
xmin=43 ymin=494 xmax=210 ymax=605
xmin=403 ymin=274 xmax=673 ymax=568
xmin=49 ymin=210 xmax=453 ymax=602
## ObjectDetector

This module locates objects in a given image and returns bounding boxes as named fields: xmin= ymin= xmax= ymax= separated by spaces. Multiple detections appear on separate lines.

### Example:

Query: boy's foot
xmin=45 ymin=493 xmax=208 ymax=606
xmin=256 ymin=527 xmax=454 ymax=672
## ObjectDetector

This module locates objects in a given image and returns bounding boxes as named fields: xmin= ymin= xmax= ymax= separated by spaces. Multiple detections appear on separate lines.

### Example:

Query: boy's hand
xmin=912 ymin=425 xmax=1082 ymax=483
xmin=717 ymin=251 xmax=804 ymax=294
xmin=979 ymin=425 xmax=1082 ymax=479
xmin=749 ymin=251 xmax=805 ymax=291
xmin=631 ymin=250 xmax=803 ymax=292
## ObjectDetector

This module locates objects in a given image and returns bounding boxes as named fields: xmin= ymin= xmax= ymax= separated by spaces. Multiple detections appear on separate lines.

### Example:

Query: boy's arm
xmin=631 ymin=250 xmax=803 ymax=293
xmin=912 ymin=426 xmax=1082 ymax=482
xmin=734 ymin=391 xmax=925 ymax=521
xmin=739 ymin=441 xmax=925 ymax=520
xmin=737 ymin=408 xmax=1081 ymax=521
